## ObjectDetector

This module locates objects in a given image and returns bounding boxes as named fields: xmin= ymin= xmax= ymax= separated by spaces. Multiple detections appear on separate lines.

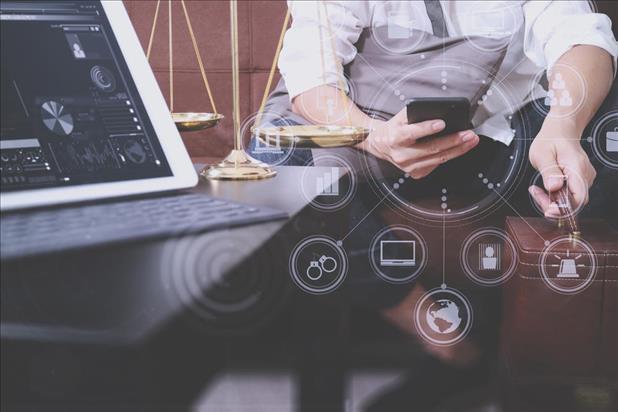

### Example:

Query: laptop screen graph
xmin=0 ymin=1 xmax=172 ymax=192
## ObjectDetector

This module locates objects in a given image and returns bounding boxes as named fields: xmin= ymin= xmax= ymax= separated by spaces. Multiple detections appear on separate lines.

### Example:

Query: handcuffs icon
xmin=306 ymin=255 xmax=338 ymax=280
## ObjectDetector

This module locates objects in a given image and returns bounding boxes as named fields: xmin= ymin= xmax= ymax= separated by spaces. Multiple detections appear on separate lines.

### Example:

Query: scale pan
xmin=172 ymin=112 xmax=224 ymax=132
xmin=252 ymin=125 xmax=370 ymax=148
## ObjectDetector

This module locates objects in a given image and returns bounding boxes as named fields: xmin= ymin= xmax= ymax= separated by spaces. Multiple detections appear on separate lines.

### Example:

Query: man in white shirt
xmin=277 ymin=0 xmax=617 ymax=216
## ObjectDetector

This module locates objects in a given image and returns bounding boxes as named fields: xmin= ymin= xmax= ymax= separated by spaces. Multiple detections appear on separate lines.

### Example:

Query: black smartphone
xmin=406 ymin=97 xmax=471 ymax=137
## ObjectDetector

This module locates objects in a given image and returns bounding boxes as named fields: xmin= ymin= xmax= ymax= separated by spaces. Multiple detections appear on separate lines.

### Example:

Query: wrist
xmin=539 ymin=117 xmax=584 ymax=142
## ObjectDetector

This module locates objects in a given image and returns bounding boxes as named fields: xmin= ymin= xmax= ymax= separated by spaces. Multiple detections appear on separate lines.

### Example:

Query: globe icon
xmin=426 ymin=299 xmax=462 ymax=334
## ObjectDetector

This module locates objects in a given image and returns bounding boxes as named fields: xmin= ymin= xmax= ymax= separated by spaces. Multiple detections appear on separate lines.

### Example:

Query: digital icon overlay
xmin=460 ymin=228 xmax=517 ymax=286
xmin=589 ymin=111 xmax=618 ymax=170
xmin=414 ymin=286 xmax=473 ymax=346
xmin=380 ymin=240 xmax=416 ymax=266
xmin=316 ymin=167 xmax=340 ymax=197
xmin=301 ymin=154 xmax=356 ymax=212
xmin=540 ymin=236 xmax=597 ymax=295
xmin=289 ymin=236 xmax=347 ymax=294
xmin=243 ymin=112 xmax=295 ymax=167
xmin=530 ymin=63 xmax=587 ymax=120
xmin=370 ymin=225 xmax=427 ymax=283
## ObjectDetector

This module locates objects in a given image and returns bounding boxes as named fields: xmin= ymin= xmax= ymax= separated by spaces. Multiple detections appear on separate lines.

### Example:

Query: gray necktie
xmin=424 ymin=0 xmax=448 ymax=38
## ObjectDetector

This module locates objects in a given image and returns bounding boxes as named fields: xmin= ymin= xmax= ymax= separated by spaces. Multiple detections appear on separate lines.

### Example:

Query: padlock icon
xmin=606 ymin=127 xmax=618 ymax=153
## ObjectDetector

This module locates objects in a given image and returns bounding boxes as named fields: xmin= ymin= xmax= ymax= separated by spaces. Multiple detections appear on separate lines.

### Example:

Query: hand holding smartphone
xmin=406 ymin=97 xmax=471 ymax=137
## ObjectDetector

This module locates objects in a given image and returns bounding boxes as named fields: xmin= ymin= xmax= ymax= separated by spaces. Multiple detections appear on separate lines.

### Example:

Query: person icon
xmin=544 ymin=89 xmax=558 ymax=107
xmin=480 ymin=244 xmax=499 ymax=270
xmin=559 ymin=89 xmax=573 ymax=107
xmin=551 ymin=72 xmax=566 ymax=90
xmin=73 ymin=42 xmax=86 ymax=59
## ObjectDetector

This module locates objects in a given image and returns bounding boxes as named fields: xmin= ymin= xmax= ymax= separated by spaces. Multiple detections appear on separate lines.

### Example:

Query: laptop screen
xmin=0 ymin=1 xmax=173 ymax=193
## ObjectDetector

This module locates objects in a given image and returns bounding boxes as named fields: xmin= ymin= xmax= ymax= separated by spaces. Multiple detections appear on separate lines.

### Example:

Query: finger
xmin=559 ymin=155 xmax=594 ymax=209
xmin=393 ymin=107 xmax=409 ymax=124
xmin=529 ymin=185 xmax=560 ymax=217
xmin=533 ymin=155 xmax=565 ymax=193
xmin=396 ymin=119 xmax=446 ymax=144
xmin=403 ymin=134 xmax=479 ymax=176
xmin=566 ymin=173 xmax=588 ymax=209
xmin=412 ymin=130 xmax=477 ymax=158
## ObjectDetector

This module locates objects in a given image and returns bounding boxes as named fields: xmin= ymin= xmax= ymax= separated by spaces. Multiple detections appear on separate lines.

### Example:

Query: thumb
xmin=532 ymin=153 xmax=565 ymax=193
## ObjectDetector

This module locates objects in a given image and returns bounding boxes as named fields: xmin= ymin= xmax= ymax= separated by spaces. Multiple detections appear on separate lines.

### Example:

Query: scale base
xmin=202 ymin=149 xmax=276 ymax=180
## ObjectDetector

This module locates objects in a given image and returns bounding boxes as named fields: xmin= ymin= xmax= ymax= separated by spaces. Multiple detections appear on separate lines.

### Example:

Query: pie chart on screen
xmin=41 ymin=100 xmax=74 ymax=136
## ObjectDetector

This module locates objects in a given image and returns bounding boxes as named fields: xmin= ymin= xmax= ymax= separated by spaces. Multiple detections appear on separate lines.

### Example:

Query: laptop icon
xmin=380 ymin=240 xmax=416 ymax=266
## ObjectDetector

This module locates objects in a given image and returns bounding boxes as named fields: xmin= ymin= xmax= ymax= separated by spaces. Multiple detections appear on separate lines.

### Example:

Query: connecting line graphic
xmin=492 ymin=188 xmax=548 ymax=244
xmin=442 ymin=211 xmax=446 ymax=288
xmin=339 ymin=192 xmax=389 ymax=243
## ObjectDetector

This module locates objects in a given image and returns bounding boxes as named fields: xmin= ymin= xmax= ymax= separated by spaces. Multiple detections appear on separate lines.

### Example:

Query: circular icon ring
xmin=301 ymin=153 xmax=357 ymax=212
xmin=460 ymin=228 xmax=518 ymax=286
xmin=539 ymin=236 xmax=597 ymax=295
xmin=414 ymin=287 xmax=473 ymax=347
xmin=289 ymin=236 xmax=348 ymax=295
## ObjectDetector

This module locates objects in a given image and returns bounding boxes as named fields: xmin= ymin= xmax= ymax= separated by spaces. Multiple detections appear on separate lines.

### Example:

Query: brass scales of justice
xmin=145 ymin=0 xmax=370 ymax=180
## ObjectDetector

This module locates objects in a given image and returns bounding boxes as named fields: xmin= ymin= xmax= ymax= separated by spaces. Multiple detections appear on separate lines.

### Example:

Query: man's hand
xmin=528 ymin=123 xmax=596 ymax=217
xmin=358 ymin=109 xmax=480 ymax=179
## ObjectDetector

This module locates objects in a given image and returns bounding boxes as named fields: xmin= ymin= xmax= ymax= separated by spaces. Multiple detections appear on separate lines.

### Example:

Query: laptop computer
xmin=0 ymin=0 xmax=286 ymax=259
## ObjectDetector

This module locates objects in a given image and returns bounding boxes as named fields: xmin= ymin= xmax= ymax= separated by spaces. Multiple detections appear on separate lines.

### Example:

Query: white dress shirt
xmin=278 ymin=1 xmax=618 ymax=145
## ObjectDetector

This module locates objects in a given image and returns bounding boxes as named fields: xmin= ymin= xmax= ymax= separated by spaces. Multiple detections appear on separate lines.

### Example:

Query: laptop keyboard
xmin=1 ymin=193 xmax=287 ymax=259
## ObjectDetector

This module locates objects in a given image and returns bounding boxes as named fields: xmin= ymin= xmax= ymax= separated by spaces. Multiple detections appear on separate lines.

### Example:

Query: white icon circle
xmin=289 ymin=236 xmax=348 ymax=295
xmin=539 ymin=236 xmax=597 ymax=295
xmin=369 ymin=225 xmax=427 ymax=283
xmin=301 ymin=153 xmax=357 ymax=212
xmin=460 ymin=228 xmax=518 ymax=286
xmin=414 ymin=287 xmax=473 ymax=347
xmin=529 ymin=63 xmax=587 ymax=120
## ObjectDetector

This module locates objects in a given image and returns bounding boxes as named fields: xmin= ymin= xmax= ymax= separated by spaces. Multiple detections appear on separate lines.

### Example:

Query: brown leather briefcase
xmin=502 ymin=217 xmax=618 ymax=381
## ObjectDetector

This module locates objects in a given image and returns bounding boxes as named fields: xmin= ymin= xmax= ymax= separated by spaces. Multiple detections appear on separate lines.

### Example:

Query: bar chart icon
xmin=316 ymin=167 xmax=339 ymax=196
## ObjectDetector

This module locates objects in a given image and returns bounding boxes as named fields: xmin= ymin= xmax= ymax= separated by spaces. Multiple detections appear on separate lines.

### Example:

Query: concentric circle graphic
xmin=369 ymin=225 xmax=428 ymax=284
xmin=301 ymin=153 xmax=357 ymax=212
xmin=460 ymin=228 xmax=518 ymax=286
xmin=289 ymin=235 xmax=348 ymax=294
xmin=360 ymin=59 xmax=528 ymax=226
xmin=414 ymin=286 xmax=473 ymax=347
xmin=161 ymin=231 xmax=289 ymax=335
xmin=539 ymin=236 xmax=597 ymax=295
xmin=90 ymin=65 xmax=116 ymax=92
xmin=529 ymin=63 xmax=587 ymax=120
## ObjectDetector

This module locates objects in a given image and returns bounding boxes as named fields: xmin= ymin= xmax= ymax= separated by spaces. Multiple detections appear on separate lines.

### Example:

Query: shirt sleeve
xmin=278 ymin=1 xmax=367 ymax=101
xmin=522 ymin=0 xmax=618 ymax=76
